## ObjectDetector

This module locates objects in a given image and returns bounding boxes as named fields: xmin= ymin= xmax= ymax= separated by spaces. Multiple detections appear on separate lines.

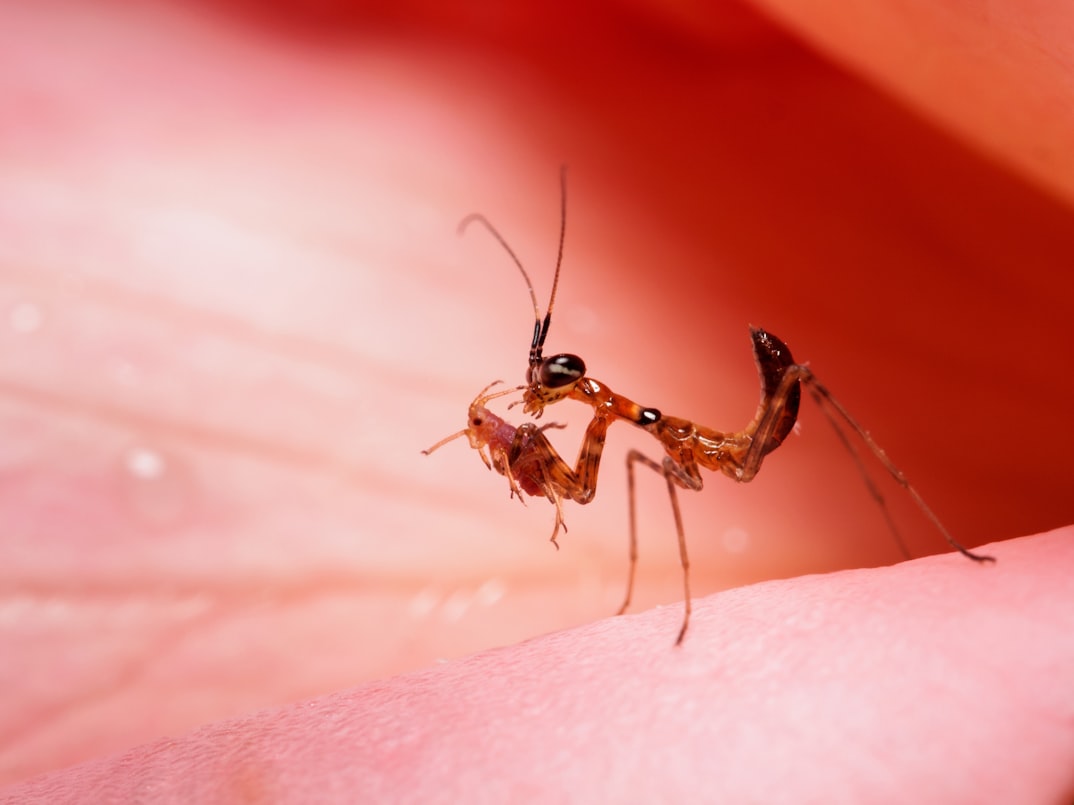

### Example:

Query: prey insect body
xmin=431 ymin=168 xmax=995 ymax=646
xmin=422 ymin=381 xmax=611 ymax=549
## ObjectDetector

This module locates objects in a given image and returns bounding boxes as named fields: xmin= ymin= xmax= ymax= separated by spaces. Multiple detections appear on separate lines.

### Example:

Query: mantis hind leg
xmin=800 ymin=371 xmax=994 ymax=563
xmin=743 ymin=354 xmax=993 ymax=563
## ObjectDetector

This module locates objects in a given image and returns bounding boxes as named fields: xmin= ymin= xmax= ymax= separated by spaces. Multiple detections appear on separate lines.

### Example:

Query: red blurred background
xmin=2 ymin=0 xmax=1072 ymax=786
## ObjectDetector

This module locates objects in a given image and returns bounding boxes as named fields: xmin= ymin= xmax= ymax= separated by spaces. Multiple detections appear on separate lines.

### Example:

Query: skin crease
xmin=2 ymin=0 xmax=1073 ymax=801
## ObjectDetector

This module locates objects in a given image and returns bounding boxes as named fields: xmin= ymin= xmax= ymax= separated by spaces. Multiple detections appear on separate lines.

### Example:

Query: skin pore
xmin=2 ymin=1 xmax=1073 ymax=800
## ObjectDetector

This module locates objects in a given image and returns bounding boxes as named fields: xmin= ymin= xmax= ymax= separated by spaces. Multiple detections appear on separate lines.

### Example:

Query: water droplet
xmin=9 ymin=301 xmax=43 ymax=334
xmin=722 ymin=526 xmax=750 ymax=554
xmin=117 ymin=443 xmax=195 ymax=529
xmin=126 ymin=446 xmax=165 ymax=479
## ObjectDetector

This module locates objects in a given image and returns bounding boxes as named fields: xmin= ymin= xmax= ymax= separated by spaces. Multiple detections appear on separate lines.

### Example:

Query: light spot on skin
xmin=0 ymin=595 xmax=34 ymax=625
xmin=439 ymin=588 xmax=472 ymax=623
xmin=38 ymin=596 xmax=73 ymax=622
xmin=722 ymin=526 xmax=750 ymax=554
xmin=110 ymin=359 xmax=141 ymax=388
xmin=409 ymin=587 xmax=441 ymax=619
xmin=474 ymin=577 xmax=506 ymax=606
xmin=569 ymin=303 xmax=598 ymax=335
xmin=9 ymin=301 xmax=43 ymax=334
xmin=126 ymin=447 xmax=165 ymax=479
xmin=117 ymin=443 xmax=195 ymax=529
xmin=171 ymin=593 xmax=213 ymax=621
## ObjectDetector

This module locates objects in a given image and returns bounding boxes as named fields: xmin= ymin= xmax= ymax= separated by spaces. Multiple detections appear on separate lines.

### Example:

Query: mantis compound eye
xmin=539 ymin=354 xmax=586 ymax=389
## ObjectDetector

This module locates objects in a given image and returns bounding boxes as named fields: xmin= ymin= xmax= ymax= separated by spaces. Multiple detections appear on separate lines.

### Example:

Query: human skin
xmin=2 ymin=0 xmax=1073 ymax=799
xmin=6 ymin=528 xmax=1073 ymax=803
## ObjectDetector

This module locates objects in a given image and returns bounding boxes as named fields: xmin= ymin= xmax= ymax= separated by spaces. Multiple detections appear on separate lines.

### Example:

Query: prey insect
xmin=423 ymin=380 xmax=612 ymax=548
xmin=430 ymin=169 xmax=995 ymax=646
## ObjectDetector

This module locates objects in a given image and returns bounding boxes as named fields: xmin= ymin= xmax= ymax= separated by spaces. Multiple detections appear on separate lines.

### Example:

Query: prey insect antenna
xmin=421 ymin=428 xmax=468 ymax=456
xmin=471 ymin=379 xmax=525 ymax=405
xmin=422 ymin=380 xmax=524 ymax=456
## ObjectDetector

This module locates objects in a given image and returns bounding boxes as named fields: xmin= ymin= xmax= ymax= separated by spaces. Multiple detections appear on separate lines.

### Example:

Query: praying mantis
xmin=424 ymin=169 xmax=994 ymax=645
